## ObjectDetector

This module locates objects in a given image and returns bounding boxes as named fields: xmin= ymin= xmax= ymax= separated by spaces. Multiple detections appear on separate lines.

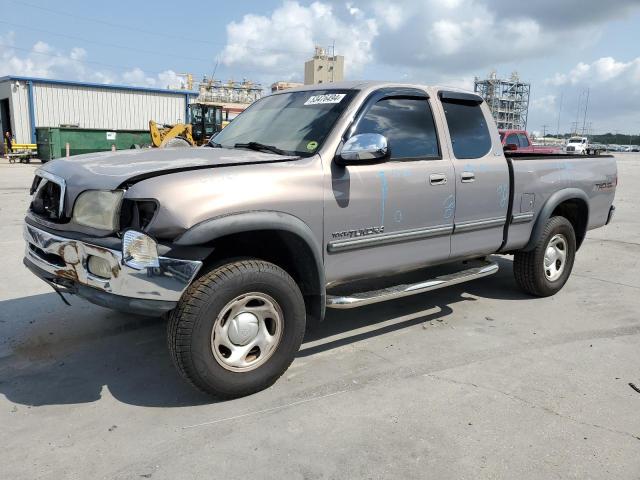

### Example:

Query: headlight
xmin=122 ymin=230 xmax=159 ymax=269
xmin=72 ymin=190 xmax=124 ymax=230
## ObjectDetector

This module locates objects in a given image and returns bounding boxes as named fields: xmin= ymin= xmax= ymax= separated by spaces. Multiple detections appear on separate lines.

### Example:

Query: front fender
xmin=174 ymin=210 xmax=326 ymax=320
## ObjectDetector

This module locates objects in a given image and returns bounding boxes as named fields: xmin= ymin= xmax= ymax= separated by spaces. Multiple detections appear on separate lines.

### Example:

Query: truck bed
xmin=503 ymin=152 xmax=617 ymax=252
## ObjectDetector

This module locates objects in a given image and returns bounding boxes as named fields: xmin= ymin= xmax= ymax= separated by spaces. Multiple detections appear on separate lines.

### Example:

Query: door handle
xmin=429 ymin=173 xmax=447 ymax=185
xmin=461 ymin=172 xmax=475 ymax=183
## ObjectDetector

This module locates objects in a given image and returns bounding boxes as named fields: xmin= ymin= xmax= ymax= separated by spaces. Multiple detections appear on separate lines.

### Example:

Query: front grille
xmin=29 ymin=171 xmax=66 ymax=221
xmin=29 ymin=243 xmax=65 ymax=267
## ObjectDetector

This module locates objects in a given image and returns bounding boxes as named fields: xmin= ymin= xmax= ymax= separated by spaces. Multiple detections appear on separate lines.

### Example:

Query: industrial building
xmin=270 ymin=81 xmax=304 ymax=93
xmin=0 ymin=75 xmax=266 ymax=159
xmin=0 ymin=75 xmax=198 ymax=146
xmin=474 ymin=71 xmax=530 ymax=130
xmin=304 ymin=46 xmax=344 ymax=85
xmin=195 ymin=77 xmax=263 ymax=118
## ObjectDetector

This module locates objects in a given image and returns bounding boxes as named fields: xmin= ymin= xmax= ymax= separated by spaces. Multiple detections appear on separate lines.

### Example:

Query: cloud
xmin=0 ymin=31 xmax=185 ymax=89
xmin=217 ymin=0 xmax=640 ymax=88
xmin=530 ymin=94 xmax=557 ymax=114
xmin=542 ymin=56 xmax=640 ymax=132
xmin=548 ymin=57 xmax=640 ymax=86
xmin=220 ymin=1 xmax=378 ymax=79
xmin=361 ymin=0 xmax=609 ymax=73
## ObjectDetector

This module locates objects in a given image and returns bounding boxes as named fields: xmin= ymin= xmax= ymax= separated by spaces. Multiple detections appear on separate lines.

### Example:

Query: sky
xmin=1 ymin=0 xmax=639 ymax=134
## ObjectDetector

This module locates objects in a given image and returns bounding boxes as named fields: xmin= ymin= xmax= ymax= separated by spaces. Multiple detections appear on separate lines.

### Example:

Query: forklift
xmin=189 ymin=102 xmax=228 ymax=144
xmin=149 ymin=102 xmax=227 ymax=148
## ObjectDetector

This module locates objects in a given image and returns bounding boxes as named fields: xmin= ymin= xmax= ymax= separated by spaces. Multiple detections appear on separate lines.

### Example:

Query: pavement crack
xmin=571 ymin=273 xmax=640 ymax=290
xmin=426 ymin=374 xmax=640 ymax=442
xmin=586 ymin=238 xmax=640 ymax=248
xmin=181 ymin=389 xmax=347 ymax=429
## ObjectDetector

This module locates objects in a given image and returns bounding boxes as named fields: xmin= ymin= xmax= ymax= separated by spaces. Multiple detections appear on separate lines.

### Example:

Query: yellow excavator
xmin=149 ymin=103 xmax=227 ymax=148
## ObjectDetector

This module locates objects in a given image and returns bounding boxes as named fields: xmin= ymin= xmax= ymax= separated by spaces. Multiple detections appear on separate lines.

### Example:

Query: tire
xmin=168 ymin=259 xmax=306 ymax=398
xmin=162 ymin=137 xmax=191 ymax=148
xmin=513 ymin=216 xmax=576 ymax=297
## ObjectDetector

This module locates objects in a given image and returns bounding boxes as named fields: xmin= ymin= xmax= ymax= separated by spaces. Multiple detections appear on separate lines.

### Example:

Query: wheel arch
xmin=174 ymin=211 xmax=326 ymax=323
xmin=523 ymin=188 xmax=589 ymax=252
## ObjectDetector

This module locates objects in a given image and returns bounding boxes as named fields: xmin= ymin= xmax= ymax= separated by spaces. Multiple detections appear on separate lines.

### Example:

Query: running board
xmin=326 ymin=259 xmax=498 ymax=309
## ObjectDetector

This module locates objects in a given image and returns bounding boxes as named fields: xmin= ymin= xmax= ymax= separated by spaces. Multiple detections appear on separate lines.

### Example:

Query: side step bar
xmin=326 ymin=259 xmax=498 ymax=309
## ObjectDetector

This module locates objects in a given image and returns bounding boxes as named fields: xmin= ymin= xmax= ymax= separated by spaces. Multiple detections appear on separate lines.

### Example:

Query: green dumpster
xmin=36 ymin=127 xmax=151 ymax=161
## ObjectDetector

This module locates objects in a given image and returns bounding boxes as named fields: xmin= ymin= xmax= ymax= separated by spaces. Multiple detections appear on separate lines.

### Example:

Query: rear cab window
xmin=505 ymin=133 xmax=519 ymax=147
xmin=517 ymin=133 xmax=530 ymax=147
xmin=439 ymin=91 xmax=492 ymax=159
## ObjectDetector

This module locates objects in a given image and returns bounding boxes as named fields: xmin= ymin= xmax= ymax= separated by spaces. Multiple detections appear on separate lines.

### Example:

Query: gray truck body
xmin=23 ymin=81 xmax=617 ymax=320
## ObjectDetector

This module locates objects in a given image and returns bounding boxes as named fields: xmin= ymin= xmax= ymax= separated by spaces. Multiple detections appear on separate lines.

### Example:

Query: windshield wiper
xmin=234 ymin=142 xmax=287 ymax=155
xmin=207 ymin=139 xmax=222 ymax=148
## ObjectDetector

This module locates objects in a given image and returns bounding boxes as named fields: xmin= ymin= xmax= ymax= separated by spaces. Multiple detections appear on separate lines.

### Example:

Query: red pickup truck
xmin=499 ymin=129 xmax=561 ymax=154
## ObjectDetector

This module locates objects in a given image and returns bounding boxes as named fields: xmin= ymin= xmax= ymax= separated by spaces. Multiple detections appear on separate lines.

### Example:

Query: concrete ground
xmin=1 ymin=154 xmax=639 ymax=479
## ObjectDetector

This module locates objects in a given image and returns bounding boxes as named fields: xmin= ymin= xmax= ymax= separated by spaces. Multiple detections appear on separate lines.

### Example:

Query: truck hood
xmin=40 ymin=146 xmax=299 ymax=189
xmin=41 ymin=147 xmax=298 ymax=215
xmin=38 ymin=147 xmax=299 ymax=216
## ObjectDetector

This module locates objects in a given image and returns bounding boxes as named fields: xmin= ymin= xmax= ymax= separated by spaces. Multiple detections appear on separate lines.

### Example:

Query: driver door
xmin=323 ymin=88 xmax=455 ymax=286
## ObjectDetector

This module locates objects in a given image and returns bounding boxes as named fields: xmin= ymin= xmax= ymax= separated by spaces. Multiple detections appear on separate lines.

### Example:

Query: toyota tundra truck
xmin=23 ymin=82 xmax=617 ymax=398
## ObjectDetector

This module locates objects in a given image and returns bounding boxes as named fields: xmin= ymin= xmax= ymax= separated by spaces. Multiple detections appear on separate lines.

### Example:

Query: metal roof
xmin=0 ymin=75 xmax=199 ymax=96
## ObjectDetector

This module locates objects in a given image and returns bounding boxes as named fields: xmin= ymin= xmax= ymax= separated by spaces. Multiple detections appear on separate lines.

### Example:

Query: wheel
xmin=168 ymin=259 xmax=306 ymax=398
xmin=161 ymin=137 xmax=191 ymax=148
xmin=513 ymin=216 xmax=576 ymax=297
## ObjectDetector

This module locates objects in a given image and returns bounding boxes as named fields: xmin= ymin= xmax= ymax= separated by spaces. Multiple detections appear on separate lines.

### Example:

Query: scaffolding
xmin=474 ymin=71 xmax=530 ymax=130
xmin=195 ymin=76 xmax=264 ymax=105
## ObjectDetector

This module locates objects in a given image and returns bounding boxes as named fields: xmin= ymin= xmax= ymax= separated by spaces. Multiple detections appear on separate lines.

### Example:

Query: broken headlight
xmin=72 ymin=190 xmax=124 ymax=231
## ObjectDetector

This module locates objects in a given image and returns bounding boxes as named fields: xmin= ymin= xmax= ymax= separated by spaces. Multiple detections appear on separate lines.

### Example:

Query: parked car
xmin=23 ymin=82 xmax=617 ymax=398
xmin=499 ymin=129 xmax=561 ymax=154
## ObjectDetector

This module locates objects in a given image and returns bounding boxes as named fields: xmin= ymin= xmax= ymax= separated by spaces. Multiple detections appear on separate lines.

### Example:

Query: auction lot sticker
xmin=304 ymin=94 xmax=346 ymax=105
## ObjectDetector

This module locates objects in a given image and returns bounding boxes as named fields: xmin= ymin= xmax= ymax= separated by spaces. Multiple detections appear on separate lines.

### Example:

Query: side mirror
xmin=336 ymin=133 xmax=389 ymax=165
xmin=503 ymin=143 xmax=518 ymax=151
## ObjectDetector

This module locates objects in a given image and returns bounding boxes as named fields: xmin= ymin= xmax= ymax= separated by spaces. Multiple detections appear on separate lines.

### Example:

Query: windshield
xmin=210 ymin=89 xmax=357 ymax=156
xmin=568 ymin=137 xmax=584 ymax=143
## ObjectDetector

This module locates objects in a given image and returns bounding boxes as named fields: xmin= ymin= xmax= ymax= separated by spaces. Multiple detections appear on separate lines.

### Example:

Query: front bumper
xmin=23 ymin=223 xmax=202 ymax=315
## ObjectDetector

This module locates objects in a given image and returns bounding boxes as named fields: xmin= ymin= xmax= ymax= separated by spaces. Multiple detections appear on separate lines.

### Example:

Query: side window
xmin=441 ymin=100 xmax=492 ymax=159
xmin=506 ymin=134 xmax=519 ymax=146
xmin=517 ymin=133 xmax=530 ymax=147
xmin=354 ymin=97 xmax=440 ymax=159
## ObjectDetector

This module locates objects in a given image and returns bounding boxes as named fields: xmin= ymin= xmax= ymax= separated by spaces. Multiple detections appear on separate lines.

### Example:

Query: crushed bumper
xmin=23 ymin=223 xmax=202 ymax=315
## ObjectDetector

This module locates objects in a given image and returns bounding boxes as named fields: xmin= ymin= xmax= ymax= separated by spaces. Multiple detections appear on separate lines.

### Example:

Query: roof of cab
xmin=271 ymin=80 xmax=477 ymax=97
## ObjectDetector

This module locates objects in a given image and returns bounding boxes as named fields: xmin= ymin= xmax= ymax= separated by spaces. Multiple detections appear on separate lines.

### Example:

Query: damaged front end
xmin=23 ymin=222 xmax=202 ymax=316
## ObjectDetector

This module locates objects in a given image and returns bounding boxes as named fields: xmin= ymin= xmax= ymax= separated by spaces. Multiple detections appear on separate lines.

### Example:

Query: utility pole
xmin=541 ymin=124 xmax=549 ymax=145
xmin=581 ymin=87 xmax=590 ymax=136
xmin=574 ymin=91 xmax=582 ymax=135
xmin=556 ymin=91 xmax=563 ymax=137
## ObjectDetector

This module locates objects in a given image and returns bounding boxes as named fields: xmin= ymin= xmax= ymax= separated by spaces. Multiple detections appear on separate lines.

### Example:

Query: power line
xmin=0 ymin=41 xmax=209 ymax=78
xmin=0 ymin=20 xmax=217 ymax=63
xmin=12 ymin=0 xmax=314 ymax=57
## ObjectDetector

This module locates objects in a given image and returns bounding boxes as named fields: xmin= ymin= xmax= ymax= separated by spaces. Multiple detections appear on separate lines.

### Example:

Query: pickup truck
xmin=499 ymin=129 xmax=561 ymax=154
xmin=23 ymin=81 xmax=617 ymax=398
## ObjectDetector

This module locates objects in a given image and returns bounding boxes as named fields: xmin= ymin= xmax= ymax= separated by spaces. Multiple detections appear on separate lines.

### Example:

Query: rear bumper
xmin=606 ymin=205 xmax=616 ymax=225
xmin=23 ymin=223 xmax=202 ymax=315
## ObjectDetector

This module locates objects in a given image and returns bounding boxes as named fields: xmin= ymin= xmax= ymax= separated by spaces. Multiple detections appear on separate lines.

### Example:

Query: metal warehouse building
xmin=0 ymin=75 xmax=198 ymax=146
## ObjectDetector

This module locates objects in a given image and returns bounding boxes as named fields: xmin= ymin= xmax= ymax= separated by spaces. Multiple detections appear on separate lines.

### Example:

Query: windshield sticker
xmin=306 ymin=140 xmax=318 ymax=151
xmin=304 ymin=93 xmax=346 ymax=105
